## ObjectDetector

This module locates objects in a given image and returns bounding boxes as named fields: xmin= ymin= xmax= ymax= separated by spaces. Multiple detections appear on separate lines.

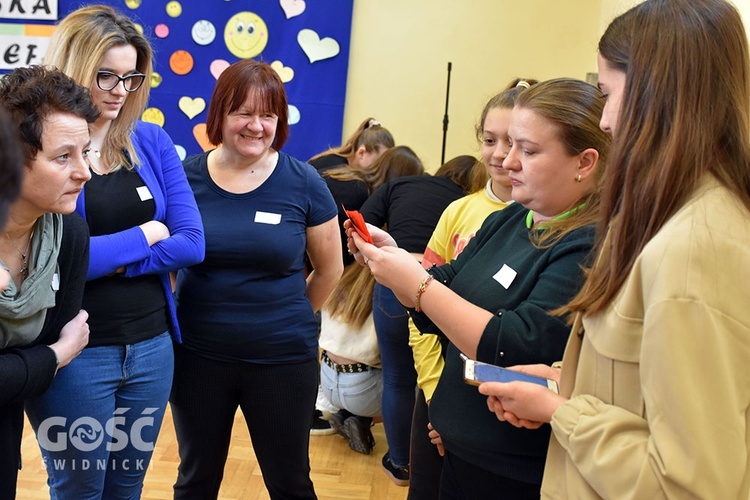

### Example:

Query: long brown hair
xmin=514 ymin=78 xmax=610 ymax=247
xmin=309 ymin=117 xmax=394 ymax=163
xmin=434 ymin=155 xmax=479 ymax=194
xmin=44 ymin=5 xmax=152 ymax=171
xmin=322 ymin=263 xmax=376 ymax=329
xmin=324 ymin=145 xmax=424 ymax=192
xmin=567 ymin=0 xmax=750 ymax=315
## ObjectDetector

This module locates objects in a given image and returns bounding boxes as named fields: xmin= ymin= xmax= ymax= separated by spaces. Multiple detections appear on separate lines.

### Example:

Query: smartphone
xmin=461 ymin=353 xmax=559 ymax=394
xmin=342 ymin=205 xmax=374 ymax=244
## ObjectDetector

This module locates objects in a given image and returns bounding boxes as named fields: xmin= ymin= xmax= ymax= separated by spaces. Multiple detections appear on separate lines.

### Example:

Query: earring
xmin=576 ymin=174 xmax=582 ymax=183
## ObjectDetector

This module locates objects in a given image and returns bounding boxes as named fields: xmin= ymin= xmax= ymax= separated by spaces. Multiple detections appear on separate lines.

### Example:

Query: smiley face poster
xmin=0 ymin=0 xmax=354 ymax=162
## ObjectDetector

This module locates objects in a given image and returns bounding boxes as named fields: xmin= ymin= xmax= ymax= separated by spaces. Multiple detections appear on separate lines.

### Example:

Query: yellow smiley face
xmin=142 ymin=107 xmax=165 ymax=127
xmin=124 ymin=0 xmax=141 ymax=9
xmin=150 ymin=72 xmax=163 ymax=88
xmin=224 ymin=12 xmax=268 ymax=59
xmin=141 ymin=108 xmax=164 ymax=127
xmin=166 ymin=1 xmax=182 ymax=18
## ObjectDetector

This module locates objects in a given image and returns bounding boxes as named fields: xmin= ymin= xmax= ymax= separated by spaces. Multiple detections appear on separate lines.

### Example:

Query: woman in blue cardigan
xmin=25 ymin=6 xmax=204 ymax=499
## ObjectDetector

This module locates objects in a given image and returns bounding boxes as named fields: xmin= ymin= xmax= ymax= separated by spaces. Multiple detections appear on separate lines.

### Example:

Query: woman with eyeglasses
xmin=24 ymin=5 xmax=204 ymax=498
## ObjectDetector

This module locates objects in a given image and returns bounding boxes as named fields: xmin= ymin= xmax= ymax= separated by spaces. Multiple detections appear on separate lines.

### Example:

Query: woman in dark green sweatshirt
xmin=348 ymin=78 xmax=610 ymax=499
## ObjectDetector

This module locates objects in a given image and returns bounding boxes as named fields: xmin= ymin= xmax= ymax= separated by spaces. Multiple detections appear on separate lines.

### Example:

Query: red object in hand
xmin=343 ymin=205 xmax=374 ymax=244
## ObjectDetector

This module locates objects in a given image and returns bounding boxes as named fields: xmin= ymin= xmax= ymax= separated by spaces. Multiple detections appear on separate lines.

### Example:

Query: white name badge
xmin=254 ymin=211 xmax=282 ymax=225
xmin=493 ymin=264 xmax=517 ymax=290
xmin=136 ymin=186 xmax=153 ymax=201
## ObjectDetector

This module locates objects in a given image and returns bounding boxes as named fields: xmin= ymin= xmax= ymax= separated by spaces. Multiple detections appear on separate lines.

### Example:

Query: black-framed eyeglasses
xmin=96 ymin=71 xmax=146 ymax=92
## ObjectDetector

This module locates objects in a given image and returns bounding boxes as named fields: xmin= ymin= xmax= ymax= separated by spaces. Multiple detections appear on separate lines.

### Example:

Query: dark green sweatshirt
xmin=412 ymin=202 xmax=595 ymax=485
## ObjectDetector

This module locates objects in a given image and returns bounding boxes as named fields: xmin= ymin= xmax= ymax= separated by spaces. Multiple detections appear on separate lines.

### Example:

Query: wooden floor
xmin=17 ymin=408 xmax=409 ymax=499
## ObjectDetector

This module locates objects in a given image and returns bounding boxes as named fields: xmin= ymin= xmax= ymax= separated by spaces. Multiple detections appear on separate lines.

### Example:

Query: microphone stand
xmin=441 ymin=62 xmax=452 ymax=166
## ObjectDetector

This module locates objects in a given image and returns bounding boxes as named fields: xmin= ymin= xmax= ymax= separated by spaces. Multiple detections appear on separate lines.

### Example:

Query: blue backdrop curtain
xmin=0 ymin=0 xmax=354 ymax=162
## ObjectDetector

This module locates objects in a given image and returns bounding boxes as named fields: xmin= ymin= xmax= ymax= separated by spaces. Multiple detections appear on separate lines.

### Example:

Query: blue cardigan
xmin=74 ymin=121 xmax=205 ymax=342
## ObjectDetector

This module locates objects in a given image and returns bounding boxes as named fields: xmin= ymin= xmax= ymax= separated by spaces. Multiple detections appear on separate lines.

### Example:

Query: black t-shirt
xmin=360 ymin=175 xmax=466 ymax=253
xmin=308 ymin=153 xmax=347 ymax=173
xmin=82 ymin=168 xmax=167 ymax=346
xmin=321 ymin=174 xmax=369 ymax=266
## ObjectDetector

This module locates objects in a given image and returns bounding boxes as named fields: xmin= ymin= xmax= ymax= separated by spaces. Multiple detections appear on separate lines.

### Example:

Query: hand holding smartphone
xmin=343 ymin=205 xmax=374 ymax=244
xmin=461 ymin=353 xmax=559 ymax=394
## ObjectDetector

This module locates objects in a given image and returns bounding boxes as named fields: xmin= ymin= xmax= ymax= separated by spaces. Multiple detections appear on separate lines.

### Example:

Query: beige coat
xmin=542 ymin=176 xmax=750 ymax=499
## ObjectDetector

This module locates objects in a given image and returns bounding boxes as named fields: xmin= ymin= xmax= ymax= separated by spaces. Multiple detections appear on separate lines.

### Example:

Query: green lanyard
xmin=526 ymin=203 xmax=586 ymax=229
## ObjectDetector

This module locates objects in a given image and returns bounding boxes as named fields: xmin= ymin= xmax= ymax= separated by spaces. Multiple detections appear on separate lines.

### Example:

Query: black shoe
xmin=328 ymin=409 xmax=351 ymax=438
xmin=381 ymin=451 xmax=409 ymax=486
xmin=310 ymin=410 xmax=335 ymax=436
xmin=343 ymin=416 xmax=375 ymax=455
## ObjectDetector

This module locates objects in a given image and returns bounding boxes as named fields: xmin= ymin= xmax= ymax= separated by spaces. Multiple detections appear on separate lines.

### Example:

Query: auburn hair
xmin=205 ymin=59 xmax=289 ymax=149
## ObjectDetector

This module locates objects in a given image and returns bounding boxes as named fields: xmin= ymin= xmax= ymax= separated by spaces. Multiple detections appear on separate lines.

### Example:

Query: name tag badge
xmin=493 ymin=264 xmax=517 ymax=290
xmin=136 ymin=186 xmax=153 ymax=201
xmin=51 ymin=273 xmax=60 ymax=291
xmin=254 ymin=211 xmax=282 ymax=225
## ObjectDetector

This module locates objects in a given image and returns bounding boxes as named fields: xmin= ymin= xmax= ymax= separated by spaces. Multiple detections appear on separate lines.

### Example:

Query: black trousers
xmin=408 ymin=389 xmax=443 ymax=500
xmin=170 ymin=344 xmax=319 ymax=499
xmin=439 ymin=450 xmax=540 ymax=500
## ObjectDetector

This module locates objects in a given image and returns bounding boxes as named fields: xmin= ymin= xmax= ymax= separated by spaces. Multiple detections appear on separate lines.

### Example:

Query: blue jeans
xmin=25 ymin=331 xmax=173 ymax=500
xmin=372 ymin=283 xmax=417 ymax=468
xmin=319 ymin=361 xmax=383 ymax=417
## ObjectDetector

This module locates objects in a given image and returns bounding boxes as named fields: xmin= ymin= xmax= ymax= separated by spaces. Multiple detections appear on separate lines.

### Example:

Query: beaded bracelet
xmin=414 ymin=275 xmax=434 ymax=312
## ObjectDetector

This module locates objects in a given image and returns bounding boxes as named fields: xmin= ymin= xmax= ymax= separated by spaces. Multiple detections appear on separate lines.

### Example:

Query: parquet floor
xmin=17 ymin=407 xmax=409 ymax=499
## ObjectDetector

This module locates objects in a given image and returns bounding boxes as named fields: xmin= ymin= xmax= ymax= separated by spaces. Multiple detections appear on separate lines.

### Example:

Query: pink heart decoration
xmin=210 ymin=59 xmax=230 ymax=80
xmin=279 ymin=0 xmax=305 ymax=19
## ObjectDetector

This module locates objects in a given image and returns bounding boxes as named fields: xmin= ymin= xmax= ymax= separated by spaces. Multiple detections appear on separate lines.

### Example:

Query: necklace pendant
xmin=4 ymin=230 xmax=33 ymax=281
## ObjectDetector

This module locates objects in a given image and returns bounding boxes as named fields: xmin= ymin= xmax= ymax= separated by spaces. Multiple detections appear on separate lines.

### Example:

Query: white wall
xmin=344 ymin=0 xmax=602 ymax=171
xmin=342 ymin=0 xmax=750 ymax=171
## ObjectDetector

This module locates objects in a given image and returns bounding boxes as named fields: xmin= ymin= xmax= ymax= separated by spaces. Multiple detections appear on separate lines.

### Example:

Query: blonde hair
xmin=470 ymin=78 xmax=540 ymax=193
xmin=309 ymin=117 xmax=395 ymax=164
xmin=475 ymin=78 xmax=539 ymax=144
xmin=44 ymin=5 xmax=153 ymax=171
xmin=322 ymin=263 xmax=376 ymax=329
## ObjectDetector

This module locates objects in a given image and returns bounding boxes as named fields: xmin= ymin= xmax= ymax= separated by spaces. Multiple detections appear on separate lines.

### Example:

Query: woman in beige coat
xmin=478 ymin=0 xmax=750 ymax=498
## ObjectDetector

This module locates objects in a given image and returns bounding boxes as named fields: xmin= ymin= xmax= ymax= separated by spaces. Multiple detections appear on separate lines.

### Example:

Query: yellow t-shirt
xmin=410 ymin=185 xmax=511 ymax=400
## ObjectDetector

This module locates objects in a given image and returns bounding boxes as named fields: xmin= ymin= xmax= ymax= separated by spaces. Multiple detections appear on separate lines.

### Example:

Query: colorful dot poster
xmin=0 ymin=0 xmax=354 ymax=162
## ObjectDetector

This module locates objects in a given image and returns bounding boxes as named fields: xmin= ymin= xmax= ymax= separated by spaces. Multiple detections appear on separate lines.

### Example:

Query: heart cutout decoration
xmin=178 ymin=97 xmax=206 ymax=119
xmin=271 ymin=60 xmax=294 ymax=83
xmin=210 ymin=59 xmax=230 ymax=80
xmin=279 ymin=0 xmax=305 ymax=19
xmin=297 ymin=29 xmax=340 ymax=64
xmin=193 ymin=123 xmax=214 ymax=152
